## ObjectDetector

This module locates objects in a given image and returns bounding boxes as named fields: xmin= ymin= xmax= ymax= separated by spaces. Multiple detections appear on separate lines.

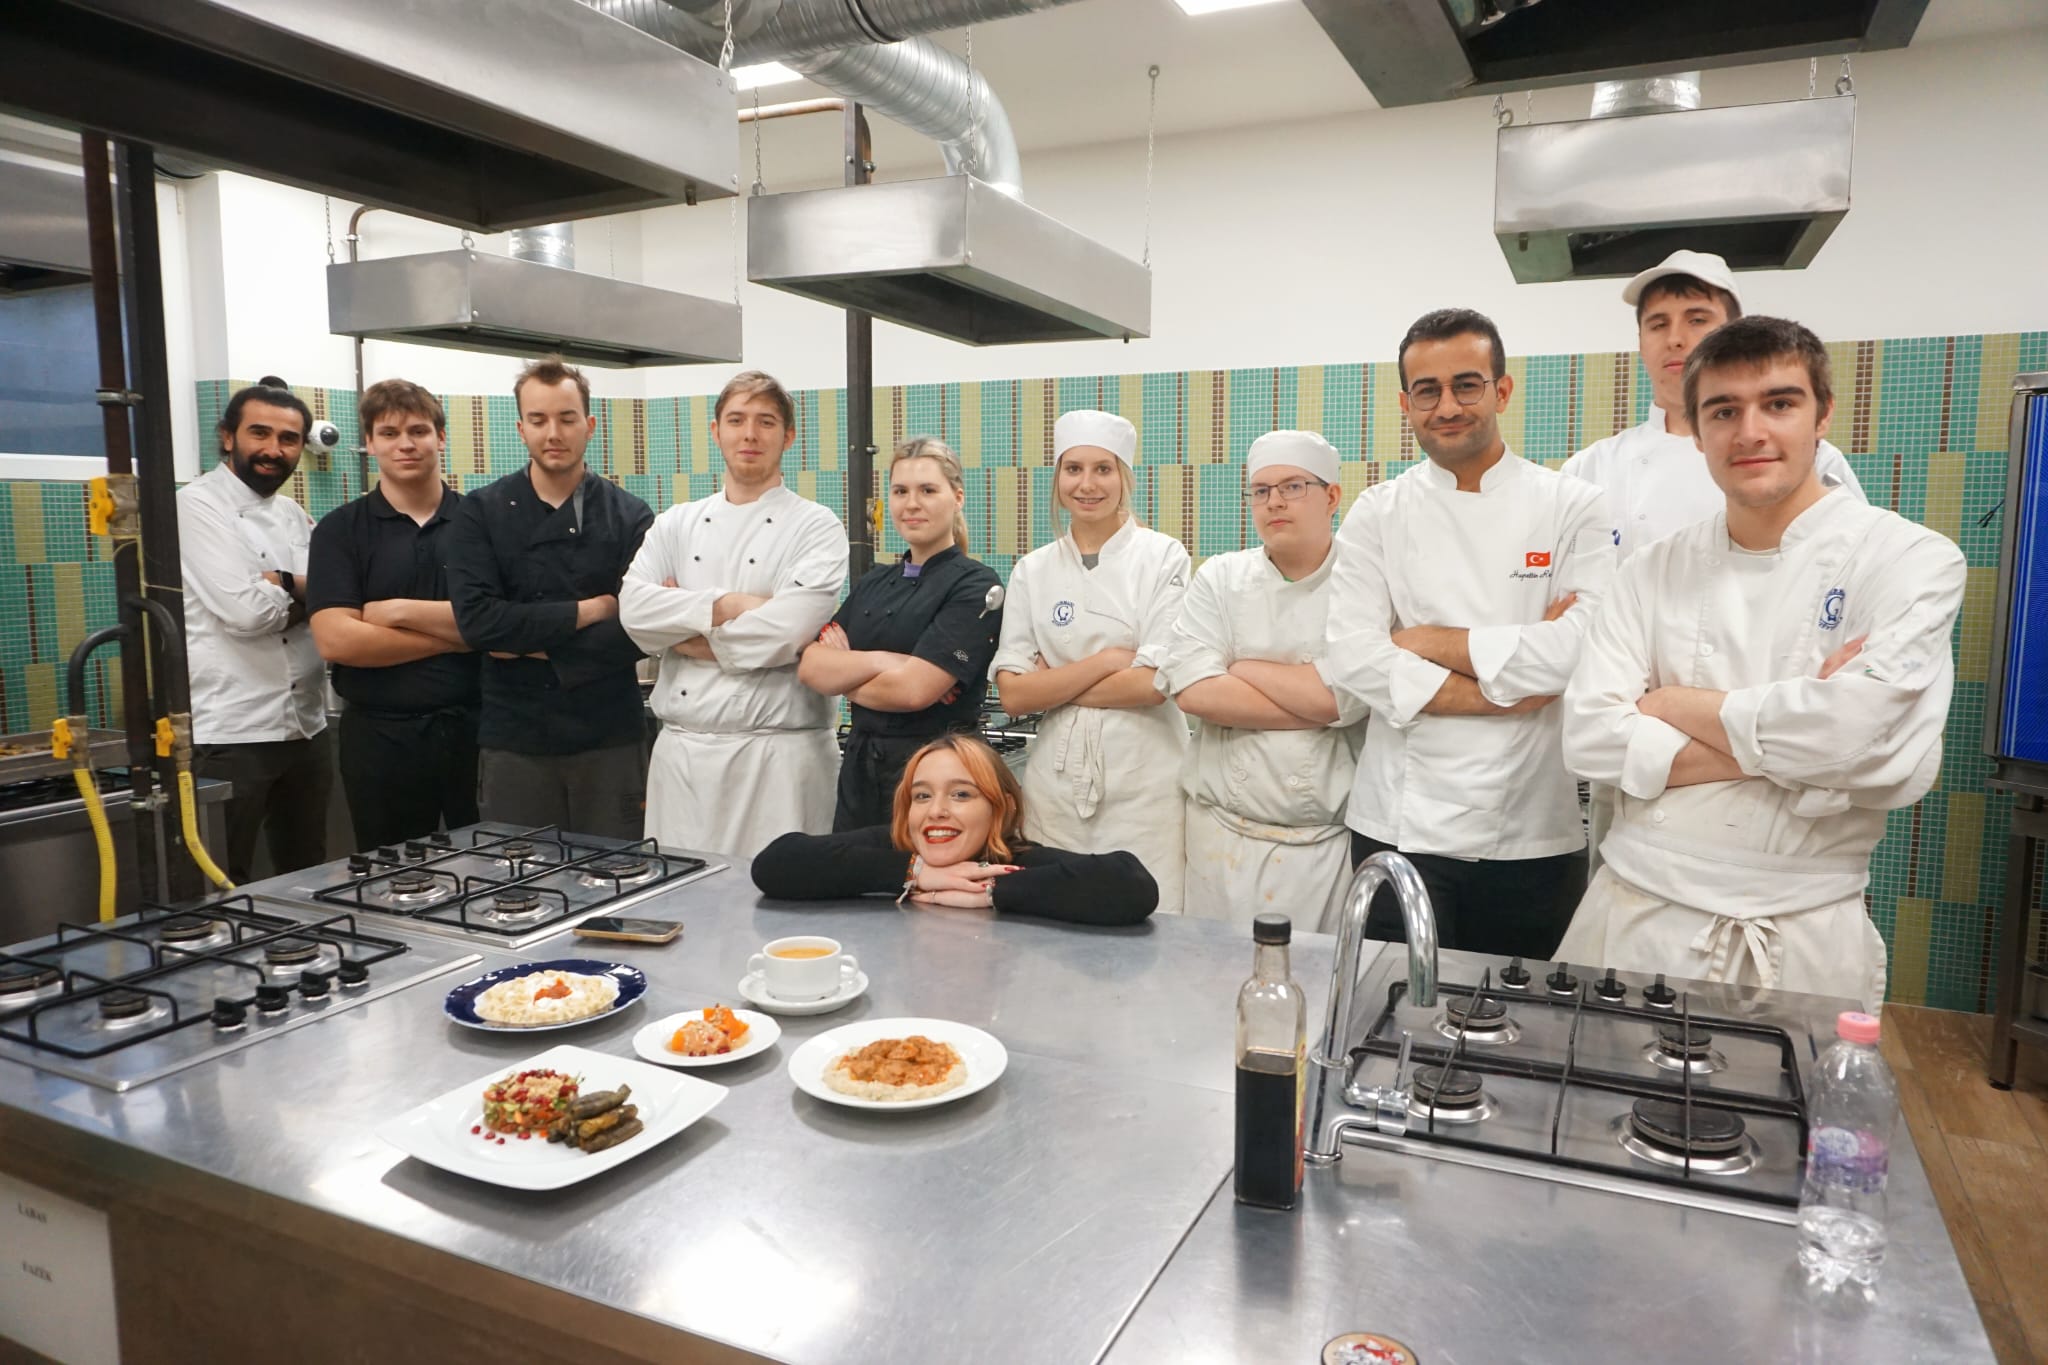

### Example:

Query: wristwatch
xmin=278 ymin=569 xmax=297 ymax=597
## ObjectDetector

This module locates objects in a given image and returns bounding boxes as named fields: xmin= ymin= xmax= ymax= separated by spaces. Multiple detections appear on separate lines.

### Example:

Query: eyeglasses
xmin=1404 ymin=376 xmax=1496 ymax=411
xmin=1243 ymin=478 xmax=1329 ymax=506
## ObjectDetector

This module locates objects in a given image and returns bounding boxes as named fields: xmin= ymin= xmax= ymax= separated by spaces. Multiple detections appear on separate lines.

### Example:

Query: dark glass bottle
xmin=1235 ymin=913 xmax=1306 ymax=1209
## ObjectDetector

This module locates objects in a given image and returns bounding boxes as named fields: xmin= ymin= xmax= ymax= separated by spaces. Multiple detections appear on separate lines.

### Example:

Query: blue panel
xmin=1999 ymin=394 xmax=2048 ymax=760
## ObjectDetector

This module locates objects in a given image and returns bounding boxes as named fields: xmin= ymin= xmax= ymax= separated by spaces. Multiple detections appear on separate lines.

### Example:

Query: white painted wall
xmin=162 ymin=27 xmax=2048 ymax=411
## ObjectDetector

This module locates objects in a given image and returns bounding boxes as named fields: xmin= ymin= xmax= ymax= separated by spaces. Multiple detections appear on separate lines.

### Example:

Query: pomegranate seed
xmin=471 ymin=1124 xmax=481 ymax=1134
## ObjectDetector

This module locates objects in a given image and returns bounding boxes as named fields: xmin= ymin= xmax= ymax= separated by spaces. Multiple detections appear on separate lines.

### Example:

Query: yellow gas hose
xmin=72 ymin=766 xmax=119 ymax=922
xmin=178 ymin=766 xmax=234 ymax=890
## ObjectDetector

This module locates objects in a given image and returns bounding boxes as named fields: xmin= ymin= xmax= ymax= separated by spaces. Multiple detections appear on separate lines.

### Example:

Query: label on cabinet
xmin=0 ymin=1171 xmax=120 ymax=1364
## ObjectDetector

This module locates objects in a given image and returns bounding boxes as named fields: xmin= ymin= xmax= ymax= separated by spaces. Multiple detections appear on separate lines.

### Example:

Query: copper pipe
xmin=738 ymin=97 xmax=846 ymax=123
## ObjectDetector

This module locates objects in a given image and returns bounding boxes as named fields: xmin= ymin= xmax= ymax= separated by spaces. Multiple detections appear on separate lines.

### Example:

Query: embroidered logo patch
xmin=1052 ymin=600 xmax=1076 ymax=627
xmin=1819 ymin=587 xmax=1846 ymax=631
xmin=1525 ymin=551 xmax=1551 ymax=568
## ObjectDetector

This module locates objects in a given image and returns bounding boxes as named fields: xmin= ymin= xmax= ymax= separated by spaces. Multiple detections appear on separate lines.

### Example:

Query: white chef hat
xmin=1621 ymin=249 xmax=1744 ymax=311
xmin=1245 ymin=430 xmax=1340 ymax=485
xmin=1053 ymin=409 xmax=1137 ymax=467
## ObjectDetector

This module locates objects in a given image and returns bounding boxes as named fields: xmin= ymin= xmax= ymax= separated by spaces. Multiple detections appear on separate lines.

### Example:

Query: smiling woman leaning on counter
xmin=751 ymin=733 xmax=1158 ymax=925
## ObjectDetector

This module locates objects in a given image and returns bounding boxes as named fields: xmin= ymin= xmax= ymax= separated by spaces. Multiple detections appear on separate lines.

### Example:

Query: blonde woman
xmin=992 ymin=410 xmax=1191 ymax=913
xmin=799 ymin=437 xmax=1005 ymax=830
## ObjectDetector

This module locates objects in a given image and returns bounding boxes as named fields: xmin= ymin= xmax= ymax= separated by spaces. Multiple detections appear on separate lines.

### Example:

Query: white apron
xmin=996 ymin=522 xmax=1191 ymax=913
xmin=1184 ymin=799 xmax=1353 ymax=933
xmin=645 ymin=727 xmax=839 ymax=861
xmin=1559 ymin=867 xmax=1888 ymax=1010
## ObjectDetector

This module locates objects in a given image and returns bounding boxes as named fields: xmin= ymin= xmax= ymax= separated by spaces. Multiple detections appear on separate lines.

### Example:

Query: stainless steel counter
xmin=0 ymin=863 xmax=1995 ymax=1364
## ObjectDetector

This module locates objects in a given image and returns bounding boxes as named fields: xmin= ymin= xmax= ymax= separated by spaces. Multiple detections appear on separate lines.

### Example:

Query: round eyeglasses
xmin=1404 ymin=376 xmax=1496 ymax=411
xmin=1243 ymin=478 xmax=1330 ymax=506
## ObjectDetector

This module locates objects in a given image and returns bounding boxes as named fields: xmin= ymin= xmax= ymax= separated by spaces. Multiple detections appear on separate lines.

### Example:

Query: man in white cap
xmin=1561 ymin=250 xmax=1867 ymax=877
xmin=993 ymin=408 xmax=1191 ymax=911
xmin=1325 ymin=308 xmax=1616 ymax=958
xmin=1163 ymin=430 xmax=1366 ymax=929
xmin=1563 ymin=249 xmax=1865 ymax=558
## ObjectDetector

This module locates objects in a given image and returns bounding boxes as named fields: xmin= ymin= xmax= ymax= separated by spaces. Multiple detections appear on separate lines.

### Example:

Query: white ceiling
xmin=740 ymin=0 xmax=2048 ymax=185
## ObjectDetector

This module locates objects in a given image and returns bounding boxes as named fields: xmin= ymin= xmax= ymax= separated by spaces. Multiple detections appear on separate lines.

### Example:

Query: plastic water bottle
xmin=1797 ymin=1010 xmax=1898 ymax=1290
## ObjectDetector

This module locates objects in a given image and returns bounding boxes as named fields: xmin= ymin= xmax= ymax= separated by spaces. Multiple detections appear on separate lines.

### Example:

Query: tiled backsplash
xmin=4 ymin=329 xmax=2044 ymax=1009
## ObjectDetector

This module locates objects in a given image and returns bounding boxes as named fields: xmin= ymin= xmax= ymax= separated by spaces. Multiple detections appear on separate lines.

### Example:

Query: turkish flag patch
xmin=1525 ymin=551 xmax=1552 ymax=568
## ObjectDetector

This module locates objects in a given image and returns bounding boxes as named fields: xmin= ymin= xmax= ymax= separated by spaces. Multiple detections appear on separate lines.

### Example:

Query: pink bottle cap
xmin=1837 ymin=1011 xmax=1881 ymax=1044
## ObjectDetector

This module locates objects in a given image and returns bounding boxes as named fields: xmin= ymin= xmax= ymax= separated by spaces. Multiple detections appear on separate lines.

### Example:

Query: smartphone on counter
xmin=573 ymin=916 xmax=683 ymax=945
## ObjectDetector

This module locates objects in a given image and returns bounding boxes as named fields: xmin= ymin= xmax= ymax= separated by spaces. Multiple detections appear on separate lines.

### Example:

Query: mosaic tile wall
xmin=4 ymin=330 xmax=2045 ymax=1009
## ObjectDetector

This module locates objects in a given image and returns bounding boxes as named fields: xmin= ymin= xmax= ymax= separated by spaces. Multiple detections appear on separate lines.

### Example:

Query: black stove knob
xmin=1499 ymin=956 xmax=1531 ymax=989
xmin=1643 ymin=974 xmax=1679 ymax=1010
xmin=1594 ymin=968 xmax=1627 ymax=1003
xmin=404 ymin=841 xmax=428 ymax=860
xmin=428 ymin=831 xmax=452 ymax=847
xmin=346 ymin=855 xmax=371 ymax=877
xmin=1545 ymin=962 xmax=1580 ymax=996
xmin=211 ymin=998 xmax=247 ymax=1029
xmin=299 ymin=969 xmax=332 ymax=999
xmin=254 ymin=984 xmax=292 ymax=1014
xmin=336 ymin=959 xmax=370 ymax=988
xmin=374 ymin=846 xmax=398 ymax=861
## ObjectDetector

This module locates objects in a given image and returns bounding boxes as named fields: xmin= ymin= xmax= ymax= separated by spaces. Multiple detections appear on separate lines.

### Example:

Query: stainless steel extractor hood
xmin=1305 ymin=0 xmax=1929 ymax=108
xmin=0 ymin=152 xmax=90 ymax=294
xmin=0 ymin=0 xmax=738 ymax=231
xmin=1494 ymin=95 xmax=1855 ymax=283
xmin=748 ymin=176 xmax=1150 ymax=345
xmin=327 ymin=250 xmax=742 ymax=368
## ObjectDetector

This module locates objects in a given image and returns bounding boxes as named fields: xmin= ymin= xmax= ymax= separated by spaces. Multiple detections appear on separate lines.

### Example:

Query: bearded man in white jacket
xmin=1558 ymin=317 xmax=1965 ymax=1008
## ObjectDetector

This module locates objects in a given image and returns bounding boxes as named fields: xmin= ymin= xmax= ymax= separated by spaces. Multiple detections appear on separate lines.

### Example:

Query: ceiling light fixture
xmin=733 ymin=62 xmax=803 ymax=90
xmin=1172 ymin=0 xmax=1288 ymax=15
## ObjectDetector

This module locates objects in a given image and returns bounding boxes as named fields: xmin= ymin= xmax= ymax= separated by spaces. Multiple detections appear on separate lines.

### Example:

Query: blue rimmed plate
xmin=443 ymin=959 xmax=647 ymax=1032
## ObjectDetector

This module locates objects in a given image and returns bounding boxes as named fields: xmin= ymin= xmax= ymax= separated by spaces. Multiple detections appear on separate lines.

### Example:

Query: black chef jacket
xmin=307 ymin=483 xmax=480 ymax=714
xmin=444 ymin=465 xmax=654 ymax=755
xmin=830 ymin=545 xmax=1003 ymax=737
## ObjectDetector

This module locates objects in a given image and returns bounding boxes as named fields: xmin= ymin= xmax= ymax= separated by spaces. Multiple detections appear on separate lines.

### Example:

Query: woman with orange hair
xmin=751 ymin=734 xmax=1157 ymax=925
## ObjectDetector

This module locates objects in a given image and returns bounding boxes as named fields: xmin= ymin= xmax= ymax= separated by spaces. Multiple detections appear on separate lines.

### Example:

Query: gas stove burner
xmin=1434 ymin=993 xmax=1520 ymax=1045
xmin=1406 ymin=1065 xmax=1495 ymax=1124
xmin=1618 ymin=1099 xmax=1757 ymax=1174
xmin=375 ymin=869 xmax=452 ymax=908
xmin=577 ymin=854 xmax=656 ymax=888
xmin=477 ymin=890 xmax=553 ymax=925
xmin=0 ymin=964 xmax=65 ymax=1012
xmin=264 ymin=939 xmax=322 ymax=967
xmin=1644 ymin=1023 xmax=1726 ymax=1074
xmin=95 ymin=987 xmax=167 ymax=1030
xmin=157 ymin=915 xmax=233 ymax=952
xmin=491 ymin=839 xmax=552 ymax=868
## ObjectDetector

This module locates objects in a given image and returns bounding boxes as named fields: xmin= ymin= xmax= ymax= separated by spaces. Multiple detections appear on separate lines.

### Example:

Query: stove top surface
xmin=1334 ymin=952 xmax=1832 ymax=1222
xmin=0 ymin=897 xmax=480 ymax=1091
xmin=256 ymin=824 xmax=727 ymax=948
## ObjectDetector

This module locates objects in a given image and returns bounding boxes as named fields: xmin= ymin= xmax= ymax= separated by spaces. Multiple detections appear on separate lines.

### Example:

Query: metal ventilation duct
xmin=1494 ymin=95 xmax=1855 ymax=283
xmin=1303 ymin=0 xmax=1929 ymax=108
xmin=794 ymin=39 xmax=1023 ymax=198
xmin=0 ymin=0 xmax=739 ymax=231
xmin=0 ymin=152 xmax=91 ymax=294
xmin=748 ymin=175 xmax=1149 ymax=345
xmin=327 ymin=250 xmax=742 ymax=368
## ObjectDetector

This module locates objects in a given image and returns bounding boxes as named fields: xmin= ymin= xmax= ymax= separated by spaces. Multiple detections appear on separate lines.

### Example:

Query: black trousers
xmin=477 ymin=741 xmax=647 ymax=840
xmin=194 ymin=730 xmax=335 ymax=885
xmin=833 ymin=731 xmax=932 ymax=833
xmin=1349 ymin=831 xmax=1586 ymax=961
xmin=338 ymin=706 xmax=480 ymax=850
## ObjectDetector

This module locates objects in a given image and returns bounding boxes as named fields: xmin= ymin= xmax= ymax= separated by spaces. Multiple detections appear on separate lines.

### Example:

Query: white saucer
xmin=737 ymin=969 xmax=869 ymax=1016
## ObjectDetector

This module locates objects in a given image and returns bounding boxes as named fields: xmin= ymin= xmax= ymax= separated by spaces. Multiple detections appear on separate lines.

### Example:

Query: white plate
xmin=631 ymin=1008 xmax=780 ymax=1068
xmin=737 ymin=968 xmax=869 ymax=1016
xmin=788 ymin=1017 xmax=1008 ymax=1111
xmin=375 ymin=1043 xmax=725 ymax=1189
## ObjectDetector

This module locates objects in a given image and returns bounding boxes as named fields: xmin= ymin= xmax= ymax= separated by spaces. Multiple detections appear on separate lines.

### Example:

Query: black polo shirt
xmin=444 ymin=465 xmax=654 ymax=755
xmin=307 ymin=483 xmax=480 ymax=714
xmin=830 ymin=545 xmax=1003 ymax=738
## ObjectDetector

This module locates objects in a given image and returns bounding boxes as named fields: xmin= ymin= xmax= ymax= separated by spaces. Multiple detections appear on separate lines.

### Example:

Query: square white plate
xmin=376 ymin=1043 xmax=725 ymax=1189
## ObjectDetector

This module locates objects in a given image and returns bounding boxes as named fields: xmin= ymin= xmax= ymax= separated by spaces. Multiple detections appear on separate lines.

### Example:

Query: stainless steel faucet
xmin=1304 ymin=851 xmax=1437 ymax=1164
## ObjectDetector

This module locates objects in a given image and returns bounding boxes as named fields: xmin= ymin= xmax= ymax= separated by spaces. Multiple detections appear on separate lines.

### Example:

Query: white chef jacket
xmin=177 ymin=462 xmax=325 ymax=744
xmin=1558 ymin=490 xmax=1964 ymax=1003
xmin=1563 ymin=406 xmax=1866 ymax=559
xmin=993 ymin=520 xmax=1191 ymax=913
xmin=1325 ymin=451 xmax=1616 ymax=860
xmin=620 ymin=484 xmax=849 ymax=856
xmin=1162 ymin=546 xmax=1366 ymax=928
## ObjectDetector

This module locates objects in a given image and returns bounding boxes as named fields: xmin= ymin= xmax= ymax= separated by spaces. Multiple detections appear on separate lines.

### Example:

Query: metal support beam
xmin=843 ymin=104 xmax=877 ymax=581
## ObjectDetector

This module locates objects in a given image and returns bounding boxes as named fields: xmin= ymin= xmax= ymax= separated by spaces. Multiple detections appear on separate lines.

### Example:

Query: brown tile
xmin=1946 ymin=1136 xmax=2048 ymax=1358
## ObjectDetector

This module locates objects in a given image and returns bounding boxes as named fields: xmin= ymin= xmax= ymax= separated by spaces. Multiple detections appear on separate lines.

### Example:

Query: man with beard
xmin=446 ymin=356 xmax=654 ymax=838
xmin=1558 ymin=317 xmax=1964 ymax=1007
xmin=308 ymin=379 xmax=479 ymax=849
xmin=178 ymin=377 xmax=331 ymax=881
xmin=1324 ymin=310 xmax=1616 ymax=958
